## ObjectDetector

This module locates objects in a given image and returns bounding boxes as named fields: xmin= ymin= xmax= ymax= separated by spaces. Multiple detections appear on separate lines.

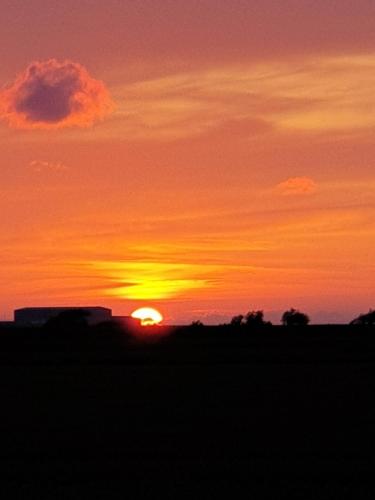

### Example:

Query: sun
xmin=131 ymin=307 xmax=163 ymax=326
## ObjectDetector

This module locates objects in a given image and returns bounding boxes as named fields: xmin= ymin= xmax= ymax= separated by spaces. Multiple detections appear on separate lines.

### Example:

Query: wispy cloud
xmin=0 ymin=59 xmax=113 ymax=129
xmin=275 ymin=177 xmax=317 ymax=196
xmin=90 ymin=261 xmax=220 ymax=300
xmin=107 ymin=54 xmax=375 ymax=140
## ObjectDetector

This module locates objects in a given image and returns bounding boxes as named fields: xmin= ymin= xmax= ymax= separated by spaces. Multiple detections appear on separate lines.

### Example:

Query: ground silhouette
xmin=0 ymin=316 xmax=375 ymax=497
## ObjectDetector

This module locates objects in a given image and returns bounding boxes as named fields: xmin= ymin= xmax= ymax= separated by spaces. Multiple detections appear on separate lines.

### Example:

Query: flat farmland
xmin=0 ymin=325 xmax=374 ymax=498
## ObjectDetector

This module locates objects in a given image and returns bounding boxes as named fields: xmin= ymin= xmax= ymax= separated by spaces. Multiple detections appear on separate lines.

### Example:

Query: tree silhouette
xmin=350 ymin=309 xmax=375 ymax=326
xmin=244 ymin=310 xmax=271 ymax=327
xmin=281 ymin=308 xmax=310 ymax=326
xmin=230 ymin=314 xmax=244 ymax=327
xmin=191 ymin=320 xmax=204 ymax=328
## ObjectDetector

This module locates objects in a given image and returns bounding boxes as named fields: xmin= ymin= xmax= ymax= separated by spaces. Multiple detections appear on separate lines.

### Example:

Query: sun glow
xmin=131 ymin=307 xmax=163 ymax=326
xmin=92 ymin=261 xmax=210 ymax=300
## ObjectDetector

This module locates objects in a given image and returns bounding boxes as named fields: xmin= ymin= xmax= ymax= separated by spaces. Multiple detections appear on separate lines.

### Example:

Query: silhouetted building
xmin=14 ymin=307 xmax=112 ymax=327
xmin=0 ymin=321 xmax=16 ymax=329
xmin=112 ymin=316 xmax=140 ymax=328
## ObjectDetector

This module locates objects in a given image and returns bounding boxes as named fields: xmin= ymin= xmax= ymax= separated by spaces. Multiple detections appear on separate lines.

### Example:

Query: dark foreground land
xmin=1 ymin=323 xmax=375 ymax=498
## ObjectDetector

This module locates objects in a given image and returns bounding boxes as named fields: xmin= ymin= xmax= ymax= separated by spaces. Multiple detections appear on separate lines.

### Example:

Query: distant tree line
xmin=191 ymin=308 xmax=375 ymax=327
xmin=228 ymin=308 xmax=309 ymax=328
xmin=350 ymin=309 xmax=375 ymax=326
xmin=230 ymin=310 xmax=273 ymax=328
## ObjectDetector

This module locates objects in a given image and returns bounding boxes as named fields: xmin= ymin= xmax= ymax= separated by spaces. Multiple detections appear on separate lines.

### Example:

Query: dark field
xmin=1 ymin=324 xmax=375 ymax=498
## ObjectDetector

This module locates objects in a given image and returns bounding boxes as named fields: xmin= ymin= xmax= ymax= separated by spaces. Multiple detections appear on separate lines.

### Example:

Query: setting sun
xmin=131 ymin=307 xmax=163 ymax=326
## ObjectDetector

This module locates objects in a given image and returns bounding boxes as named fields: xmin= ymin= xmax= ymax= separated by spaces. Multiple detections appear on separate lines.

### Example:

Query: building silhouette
xmin=14 ymin=307 xmax=112 ymax=327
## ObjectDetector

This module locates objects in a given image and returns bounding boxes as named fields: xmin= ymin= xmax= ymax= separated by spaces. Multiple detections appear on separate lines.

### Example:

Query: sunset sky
xmin=1 ymin=0 xmax=374 ymax=324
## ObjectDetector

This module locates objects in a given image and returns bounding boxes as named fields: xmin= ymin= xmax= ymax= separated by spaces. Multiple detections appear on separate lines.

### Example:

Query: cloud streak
xmin=0 ymin=59 xmax=113 ymax=129
xmin=109 ymin=53 xmax=375 ymax=140
xmin=275 ymin=177 xmax=317 ymax=196
xmin=91 ymin=261 xmax=219 ymax=300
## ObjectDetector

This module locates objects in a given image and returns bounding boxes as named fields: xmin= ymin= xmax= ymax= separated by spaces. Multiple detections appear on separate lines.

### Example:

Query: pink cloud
xmin=0 ymin=59 xmax=113 ymax=129
xmin=275 ymin=177 xmax=317 ymax=196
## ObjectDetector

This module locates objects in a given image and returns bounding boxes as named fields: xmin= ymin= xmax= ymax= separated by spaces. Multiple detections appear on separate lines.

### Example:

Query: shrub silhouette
xmin=191 ymin=320 xmax=204 ymax=328
xmin=244 ymin=310 xmax=271 ymax=327
xmin=229 ymin=311 xmax=271 ymax=329
xmin=350 ymin=309 xmax=375 ymax=326
xmin=230 ymin=314 xmax=244 ymax=327
xmin=281 ymin=308 xmax=310 ymax=326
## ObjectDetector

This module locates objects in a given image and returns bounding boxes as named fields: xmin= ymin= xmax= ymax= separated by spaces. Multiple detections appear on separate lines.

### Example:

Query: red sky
xmin=0 ymin=1 xmax=374 ymax=323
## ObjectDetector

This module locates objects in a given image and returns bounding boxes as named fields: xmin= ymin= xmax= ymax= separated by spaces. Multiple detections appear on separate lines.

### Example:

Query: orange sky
xmin=0 ymin=1 xmax=374 ymax=323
